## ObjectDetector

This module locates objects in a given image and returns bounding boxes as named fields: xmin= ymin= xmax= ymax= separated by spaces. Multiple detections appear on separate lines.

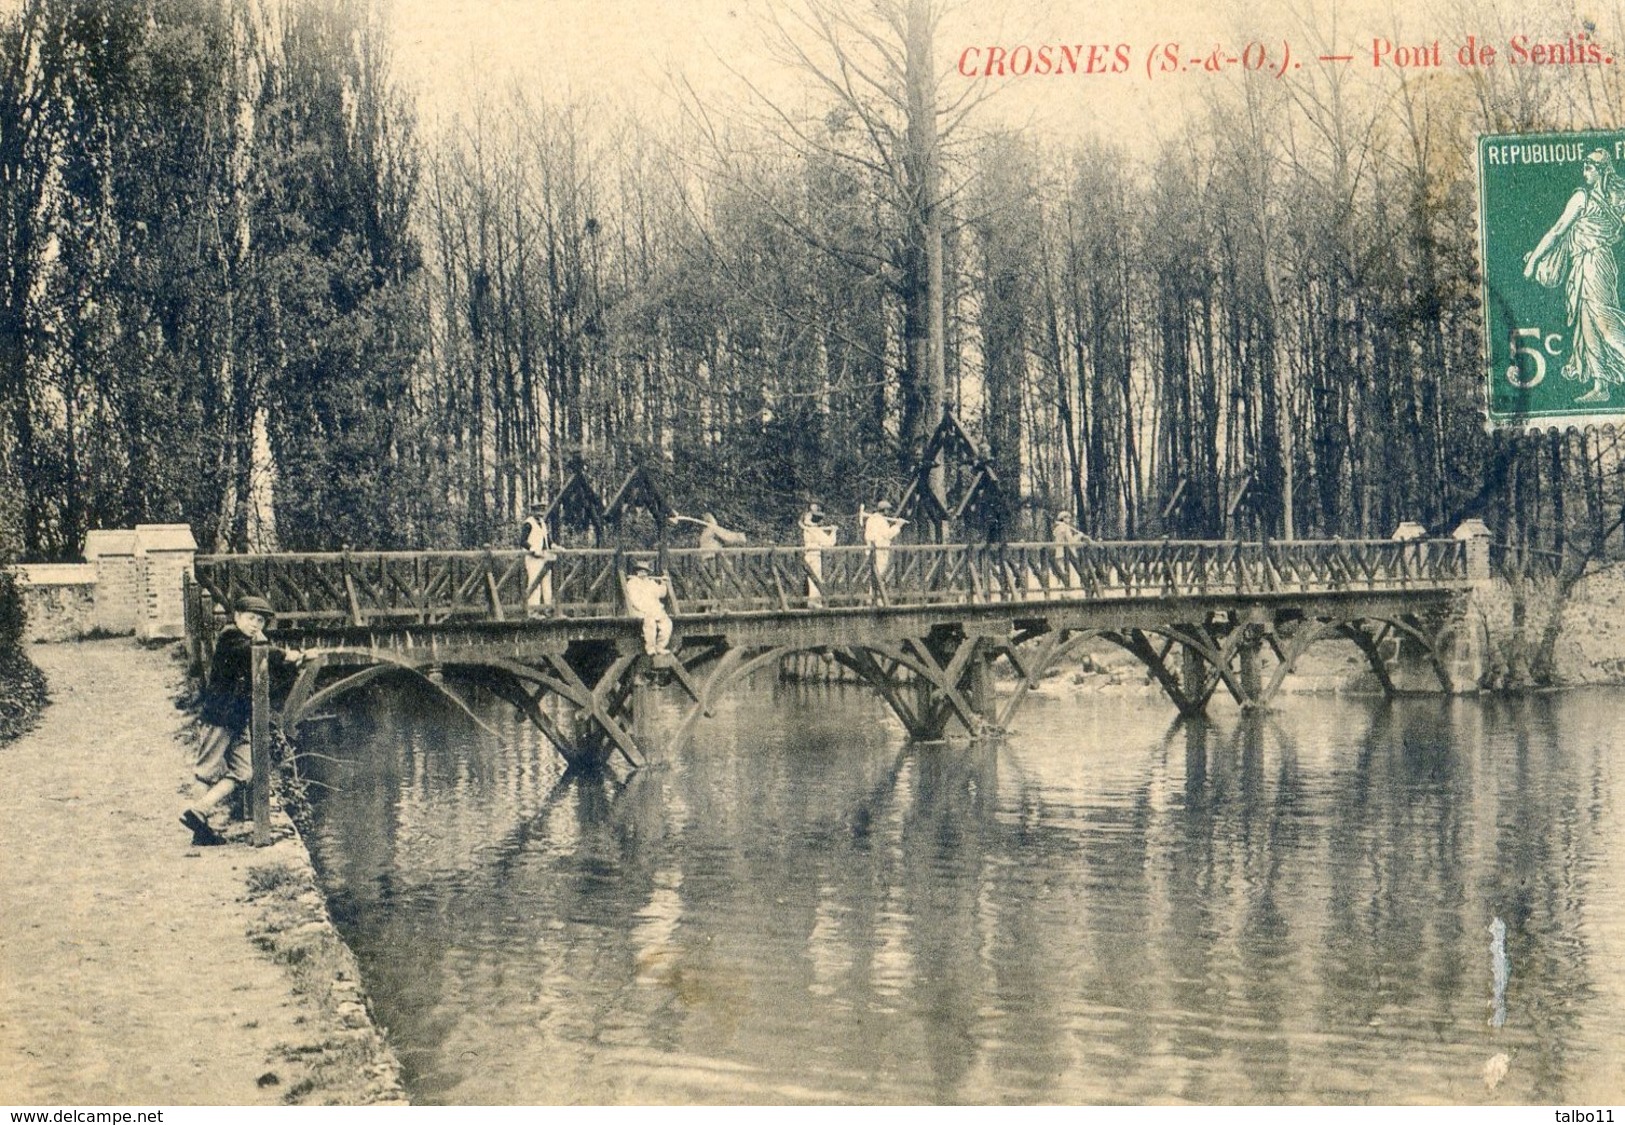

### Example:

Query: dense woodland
xmin=3 ymin=0 xmax=1625 ymax=569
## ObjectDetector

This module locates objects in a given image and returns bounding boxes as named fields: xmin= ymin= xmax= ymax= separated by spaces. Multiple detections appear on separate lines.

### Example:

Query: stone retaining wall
xmin=12 ymin=524 xmax=196 ymax=643
xmin=15 ymin=564 xmax=97 ymax=643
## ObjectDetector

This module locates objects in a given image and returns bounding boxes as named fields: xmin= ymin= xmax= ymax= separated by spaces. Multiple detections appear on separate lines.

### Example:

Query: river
xmin=297 ymin=675 xmax=1625 ymax=1105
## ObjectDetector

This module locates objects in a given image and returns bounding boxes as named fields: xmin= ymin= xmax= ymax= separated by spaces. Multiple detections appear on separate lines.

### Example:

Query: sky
xmin=384 ymin=0 xmax=1603 ymax=155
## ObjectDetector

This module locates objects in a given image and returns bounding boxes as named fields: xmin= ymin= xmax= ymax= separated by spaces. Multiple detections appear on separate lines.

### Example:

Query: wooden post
xmin=1237 ymin=627 xmax=1263 ymax=708
xmin=250 ymin=641 xmax=272 ymax=846
xmin=1181 ymin=643 xmax=1205 ymax=700
xmin=632 ymin=672 xmax=651 ymax=746
xmin=967 ymin=638 xmax=996 ymax=726
xmin=181 ymin=572 xmax=199 ymax=671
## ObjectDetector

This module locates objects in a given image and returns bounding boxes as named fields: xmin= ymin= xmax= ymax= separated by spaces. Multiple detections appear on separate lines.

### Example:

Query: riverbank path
xmin=0 ymin=639 xmax=326 ymax=1105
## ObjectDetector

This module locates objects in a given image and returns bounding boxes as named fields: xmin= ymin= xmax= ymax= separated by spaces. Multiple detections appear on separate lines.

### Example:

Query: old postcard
xmin=4 ymin=0 xmax=1625 ymax=1111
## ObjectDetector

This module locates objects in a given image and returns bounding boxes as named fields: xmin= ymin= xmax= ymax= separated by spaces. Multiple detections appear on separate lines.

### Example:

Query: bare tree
xmin=696 ymin=0 xmax=983 ymax=474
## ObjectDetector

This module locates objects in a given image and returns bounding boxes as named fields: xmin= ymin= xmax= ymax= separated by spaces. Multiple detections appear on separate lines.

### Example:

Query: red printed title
xmin=955 ymin=32 xmax=1611 ymax=81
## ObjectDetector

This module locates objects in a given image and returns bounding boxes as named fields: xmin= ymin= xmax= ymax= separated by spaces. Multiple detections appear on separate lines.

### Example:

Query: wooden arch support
xmin=987 ymin=628 xmax=1101 ymax=729
xmin=279 ymin=645 xmax=654 ymax=773
xmin=989 ymin=625 xmax=1232 ymax=721
xmin=1255 ymin=618 xmax=1345 ymax=707
xmin=1150 ymin=623 xmax=1270 ymax=709
xmin=984 ymin=615 xmax=1419 ymax=720
xmin=267 ymin=605 xmax=1467 ymax=778
xmin=664 ymin=629 xmax=1000 ymax=756
xmin=1188 ymin=611 xmax=1457 ymax=707
xmin=450 ymin=653 xmax=649 ymax=772
xmin=1332 ymin=614 xmax=1457 ymax=696
xmin=282 ymin=649 xmax=501 ymax=737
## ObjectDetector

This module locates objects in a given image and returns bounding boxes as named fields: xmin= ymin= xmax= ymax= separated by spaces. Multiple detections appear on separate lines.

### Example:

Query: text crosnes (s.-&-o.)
xmin=951 ymin=32 xmax=1615 ymax=83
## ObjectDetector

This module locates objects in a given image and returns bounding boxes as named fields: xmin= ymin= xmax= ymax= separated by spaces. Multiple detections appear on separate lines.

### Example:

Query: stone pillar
xmin=1444 ymin=517 xmax=1494 ymax=694
xmin=133 ymin=523 xmax=198 ymax=641
xmin=1438 ymin=606 xmax=1489 ymax=694
xmin=1452 ymin=518 xmax=1492 ymax=582
xmin=84 ymin=529 xmax=139 ymax=635
xmin=1390 ymin=521 xmax=1427 ymax=541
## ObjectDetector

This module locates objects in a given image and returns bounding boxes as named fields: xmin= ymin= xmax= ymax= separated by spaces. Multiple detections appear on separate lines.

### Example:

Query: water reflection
xmin=300 ymin=680 xmax=1625 ymax=1105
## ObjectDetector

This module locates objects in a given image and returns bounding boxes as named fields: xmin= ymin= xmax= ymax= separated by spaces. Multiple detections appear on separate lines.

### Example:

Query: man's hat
xmin=528 ymin=500 xmax=548 ymax=513
xmin=875 ymin=499 xmax=893 ymax=511
xmin=232 ymin=594 xmax=276 ymax=620
xmin=629 ymin=560 xmax=653 ymax=574
xmin=1056 ymin=510 xmax=1074 ymax=523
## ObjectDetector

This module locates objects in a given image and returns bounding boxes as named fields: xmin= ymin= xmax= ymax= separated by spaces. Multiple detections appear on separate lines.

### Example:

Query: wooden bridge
xmin=185 ymin=535 xmax=1485 ymax=776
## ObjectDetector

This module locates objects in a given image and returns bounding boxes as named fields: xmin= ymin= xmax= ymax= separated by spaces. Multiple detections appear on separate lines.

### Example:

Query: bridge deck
xmin=190 ymin=538 xmax=1470 ymax=635
xmin=185 ymin=537 xmax=1479 ymax=788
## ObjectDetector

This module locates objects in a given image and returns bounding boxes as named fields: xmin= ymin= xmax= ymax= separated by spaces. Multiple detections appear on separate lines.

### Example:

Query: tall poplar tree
xmin=255 ymin=0 xmax=421 ymax=550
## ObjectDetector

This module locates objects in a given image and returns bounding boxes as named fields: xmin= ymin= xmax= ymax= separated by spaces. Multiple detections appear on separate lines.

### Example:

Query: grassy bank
xmin=1476 ymin=562 xmax=1625 ymax=689
xmin=0 ymin=570 xmax=48 ymax=743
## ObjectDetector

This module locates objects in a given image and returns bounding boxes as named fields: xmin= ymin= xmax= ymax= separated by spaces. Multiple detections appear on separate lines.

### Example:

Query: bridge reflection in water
xmin=187 ymin=535 xmax=1481 ymax=771
xmin=298 ymin=686 xmax=1625 ymax=1104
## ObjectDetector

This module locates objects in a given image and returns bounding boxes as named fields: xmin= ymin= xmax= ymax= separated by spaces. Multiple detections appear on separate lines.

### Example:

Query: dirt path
xmin=0 ymin=639 xmax=398 ymax=1106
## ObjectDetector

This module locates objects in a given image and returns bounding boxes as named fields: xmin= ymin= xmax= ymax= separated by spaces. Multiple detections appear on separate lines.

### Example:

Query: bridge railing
xmin=190 ymin=548 xmax=624 ymax=627
xmin=973 ymin=538 xmax=1468 ymax=599
xmin=190 ymin=537 xmax=1468 ymax=631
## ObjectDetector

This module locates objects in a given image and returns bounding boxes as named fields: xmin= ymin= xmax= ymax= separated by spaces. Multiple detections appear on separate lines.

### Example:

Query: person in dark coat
xmin=518 ymin=500 xmax=556 ymax=614
xmin=181 ymin=595 xmax=308 ymax=846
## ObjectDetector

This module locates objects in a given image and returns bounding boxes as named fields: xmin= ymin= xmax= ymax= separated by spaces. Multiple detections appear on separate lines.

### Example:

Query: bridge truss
xmin=187 ymin=538 xmax=1478 ymax=773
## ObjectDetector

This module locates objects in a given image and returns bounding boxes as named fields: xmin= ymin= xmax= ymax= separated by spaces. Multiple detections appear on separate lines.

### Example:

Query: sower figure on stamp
xmin=518 ymin=500 xmax=555 ymax=615
xmin=624 ymin=560 xmax=675 ymax=659
xmin=182 ymin=595 xmax=308 ymax=847
xmin=1524 ymin=148 xmax=1625 ymax=403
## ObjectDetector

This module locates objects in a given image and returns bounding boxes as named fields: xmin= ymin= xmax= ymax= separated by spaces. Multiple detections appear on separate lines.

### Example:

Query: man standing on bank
xmin=181 ymin=595 xmax=308 ymax=846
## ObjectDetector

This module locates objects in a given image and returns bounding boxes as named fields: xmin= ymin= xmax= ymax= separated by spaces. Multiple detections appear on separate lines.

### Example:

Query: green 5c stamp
xmin=1480 ymin=130 xmax=1625 ymax=427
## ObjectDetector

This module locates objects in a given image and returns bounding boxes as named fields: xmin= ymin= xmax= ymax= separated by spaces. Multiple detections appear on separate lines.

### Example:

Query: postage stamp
xmin=1480 ymin=129 xmax=1625 ymax=429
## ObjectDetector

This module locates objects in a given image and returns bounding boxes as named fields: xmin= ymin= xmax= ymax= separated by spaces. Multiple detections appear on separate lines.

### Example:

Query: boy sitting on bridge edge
xmin=624 ymin=561 xmax=675 ymax=661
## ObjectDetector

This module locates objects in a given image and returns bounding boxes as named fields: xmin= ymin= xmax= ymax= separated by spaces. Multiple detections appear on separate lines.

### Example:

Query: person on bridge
xmin=518 ymin=501 xmax=556 ymax=615
xmin=671 ymin=511 xmax=748 ymax=560
xmin=182 ymin=595 xmax=308 ymax=847
xmin=1050 ymin=510 xmax=1089 ymax=596
xmin=625 ymin=560 xmax=675 ymax=658
xmin=1052 ymin=510 xmax=1087 ymax=545
xmin=800 ymin=502 xmax=839 ymax=604
xmin=861 ymin=500 xmax=908 ymax=579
